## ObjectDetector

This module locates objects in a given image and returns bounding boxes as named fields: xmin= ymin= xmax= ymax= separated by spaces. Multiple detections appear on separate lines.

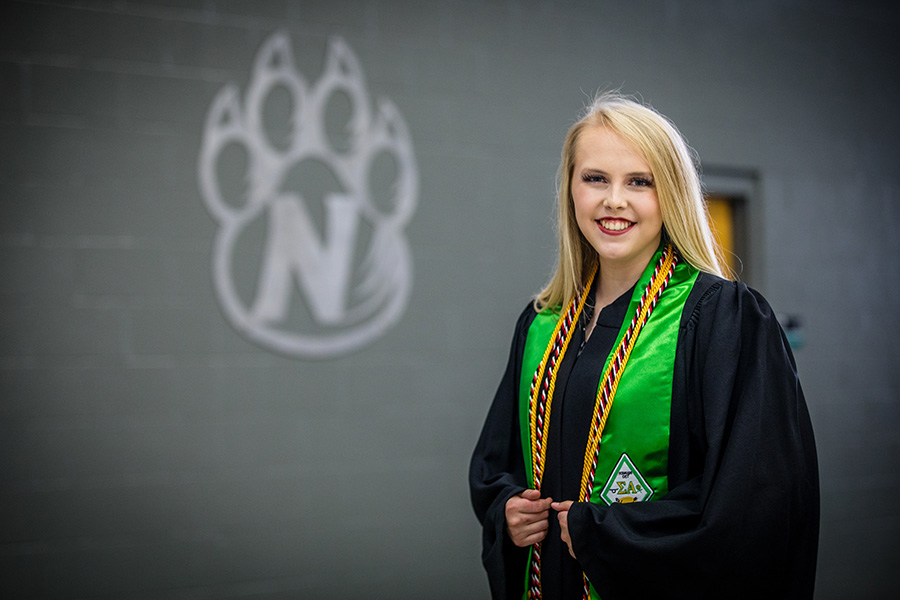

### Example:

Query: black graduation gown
xmin=468 ymin=272 xmax=819 ymax=600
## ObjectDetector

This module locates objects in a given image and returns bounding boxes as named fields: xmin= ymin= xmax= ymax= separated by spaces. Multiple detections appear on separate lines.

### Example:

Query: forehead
xmin=575 ymin=126 xmax=650 ymax=169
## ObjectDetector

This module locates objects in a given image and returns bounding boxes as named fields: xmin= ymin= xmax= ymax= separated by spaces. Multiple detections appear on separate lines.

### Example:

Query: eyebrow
xmin=580 ymin=168 xmax=654 ymax=178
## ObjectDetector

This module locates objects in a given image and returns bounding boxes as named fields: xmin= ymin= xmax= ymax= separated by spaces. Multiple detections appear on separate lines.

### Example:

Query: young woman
xmin=469 ymin=92 xmax=819 ymax=600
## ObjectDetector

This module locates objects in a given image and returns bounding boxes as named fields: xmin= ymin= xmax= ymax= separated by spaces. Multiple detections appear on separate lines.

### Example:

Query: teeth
xmin=600 ymin=219 xmax=632 ymax=231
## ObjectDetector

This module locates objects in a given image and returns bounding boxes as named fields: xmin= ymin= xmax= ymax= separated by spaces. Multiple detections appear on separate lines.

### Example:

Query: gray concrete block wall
xmin=1 ymin=0 xmax=899 ymax=598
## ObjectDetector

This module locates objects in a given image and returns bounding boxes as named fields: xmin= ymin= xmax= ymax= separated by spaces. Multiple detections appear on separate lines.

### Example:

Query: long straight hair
xmin=535 ymin=92 xmax=730 ymax=312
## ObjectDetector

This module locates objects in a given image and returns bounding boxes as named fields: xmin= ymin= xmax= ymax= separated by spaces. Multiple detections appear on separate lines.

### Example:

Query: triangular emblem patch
xmin=600 ymin=453 xmax=653 ymax=505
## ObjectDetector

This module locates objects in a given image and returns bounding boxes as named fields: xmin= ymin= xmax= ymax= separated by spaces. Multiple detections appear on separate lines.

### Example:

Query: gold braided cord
xmin=526 ymin=245 xmax=676 ymax=600
xmin=529 ymin=265 xmax=598 ymax=487
xmin=528 ymin=310 xmax=566 ymax=483
xmin=578 ymin=245 xmax=676 ymax=502
xmin=527 ymin=265 xmax=598 ymax=600
xmin=537 ymin=269 xmax=595 ymax=479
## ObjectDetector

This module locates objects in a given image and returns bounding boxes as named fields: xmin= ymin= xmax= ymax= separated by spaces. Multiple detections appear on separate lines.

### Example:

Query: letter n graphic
xmin=249 ymin=191 xmax=360 ymax=326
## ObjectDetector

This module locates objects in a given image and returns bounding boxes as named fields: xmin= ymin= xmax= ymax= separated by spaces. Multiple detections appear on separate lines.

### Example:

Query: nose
xmin=603 ymin=184 xmax=626 ymax=210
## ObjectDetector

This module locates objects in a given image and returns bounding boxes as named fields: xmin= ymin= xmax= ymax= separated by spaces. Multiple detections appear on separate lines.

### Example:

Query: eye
xmin=581 ymin=173 xmax=608 ymax=184
xmin=630 ymin=177 xmax=654 ymax=188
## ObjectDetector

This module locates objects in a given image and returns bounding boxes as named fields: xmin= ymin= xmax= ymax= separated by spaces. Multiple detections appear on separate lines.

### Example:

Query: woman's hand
xmin=505 ymin=489 xmax=554 ymax=547
xmin=551 ymin=500 xmax=576 ymax=558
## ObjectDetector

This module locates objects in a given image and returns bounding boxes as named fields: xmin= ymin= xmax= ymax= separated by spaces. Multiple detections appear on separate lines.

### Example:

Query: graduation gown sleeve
xmin=469 ymin=305 xmax=537 ymax=600
xmin=567 ymin=277 xmax=819 ymax=599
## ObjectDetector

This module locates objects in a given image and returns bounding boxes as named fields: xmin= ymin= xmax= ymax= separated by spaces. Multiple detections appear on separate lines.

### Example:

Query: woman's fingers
xmin=553 ymin=501 xmax=576 ymax=559
xmin=506 ymin=508 xmax=550 ymax=528
xmin=508 ymin=512 xmax=550 ymax=546
xmin=506 ymin=489 xmax=554 ymax=547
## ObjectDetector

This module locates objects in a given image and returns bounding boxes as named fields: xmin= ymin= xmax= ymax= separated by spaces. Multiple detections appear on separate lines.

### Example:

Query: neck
xmin=585 ymin=255 xmax=650 ymax=341
xmin=595 ymin=252 xmax=654 ymax=310
xmin=595 ymin=271 xmax=639 ymax=309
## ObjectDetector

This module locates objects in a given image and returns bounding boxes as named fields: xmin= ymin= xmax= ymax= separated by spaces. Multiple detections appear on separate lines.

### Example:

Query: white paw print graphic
xmin=198 ymin=31 xmax=418 ymax=358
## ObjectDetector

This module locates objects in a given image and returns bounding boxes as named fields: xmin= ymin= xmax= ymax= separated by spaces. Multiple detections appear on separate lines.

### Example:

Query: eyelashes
xmin=580 ymin=173 xmax=654 ymax=187
xmin=581 ymin=173 xmax=607 ymax=184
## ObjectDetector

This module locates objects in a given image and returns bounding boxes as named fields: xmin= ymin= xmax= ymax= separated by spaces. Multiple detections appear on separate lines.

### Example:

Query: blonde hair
xmin=535 ymin=92 xmax=730 ymax=312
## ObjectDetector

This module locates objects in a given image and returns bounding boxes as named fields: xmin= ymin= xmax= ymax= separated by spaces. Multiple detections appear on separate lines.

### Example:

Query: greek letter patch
xmin=600 ymin=453 xmax=653 ymax=505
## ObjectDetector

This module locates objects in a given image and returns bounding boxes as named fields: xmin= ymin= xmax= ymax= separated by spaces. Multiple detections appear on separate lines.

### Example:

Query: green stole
xmin=518 ymin=249 xmax=698 ymax=598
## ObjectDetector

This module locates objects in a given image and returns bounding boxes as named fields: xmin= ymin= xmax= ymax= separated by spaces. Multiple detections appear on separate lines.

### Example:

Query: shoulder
xmin=510 ymin=300 xmax=571 ymax=359
xmin=515 ymin=301 xmax=539 ymax=331
xmin=507 ymin=301 xmax=540 ymax=352
xmin=682 ymin=272 xmax=781 ymax=331
xmin=514 ymin=299 xmax=564 ymax=336
xmin=679 ymin=272 xmax=797 ymax=375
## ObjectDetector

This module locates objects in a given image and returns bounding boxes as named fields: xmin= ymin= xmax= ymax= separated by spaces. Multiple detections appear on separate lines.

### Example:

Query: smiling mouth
xmin=597 ymin=218 xmax=634 ymax=233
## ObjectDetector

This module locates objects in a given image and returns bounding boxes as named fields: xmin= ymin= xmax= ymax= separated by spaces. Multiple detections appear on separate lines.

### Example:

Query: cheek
xmin=572 ymin=203 xmax=592 ymax=239
xmin=652 ymin=197 xmax=663 ymax=224
xmin=572 ymin=200 xmax=596 ymax=240
xmin=571 ymin=190 xmax=592 ymax=223
xmin=641 ymin=193 xmax=662 ymax=224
